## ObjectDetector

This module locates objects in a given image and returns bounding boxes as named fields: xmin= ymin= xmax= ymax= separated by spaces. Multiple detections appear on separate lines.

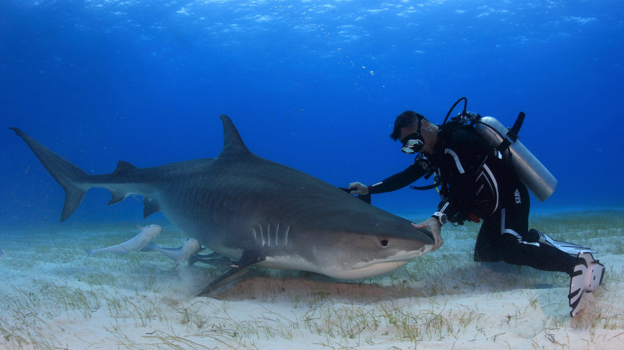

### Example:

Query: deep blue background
xmin=1 ymin=0 xmax=623 ymax=229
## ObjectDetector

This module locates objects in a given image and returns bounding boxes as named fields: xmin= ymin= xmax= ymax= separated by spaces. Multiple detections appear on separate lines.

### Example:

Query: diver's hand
xmin=348 ymin=182 xmax=369 ymax=195
xmin=412 ymin=217 xmax=444 ymax=251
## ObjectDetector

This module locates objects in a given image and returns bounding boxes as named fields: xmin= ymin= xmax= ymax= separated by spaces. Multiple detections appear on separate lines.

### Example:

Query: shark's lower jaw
xmin=324 ymin=260 xmax=410 ymax=280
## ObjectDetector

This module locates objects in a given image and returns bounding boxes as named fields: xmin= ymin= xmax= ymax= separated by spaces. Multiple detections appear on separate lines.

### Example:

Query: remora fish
xmin=85 ymin=224 xmax=162 ymax=257
xmin=11 ymin=116 xmax=434 ymax=293
xmin=142 ymin=238 xmax=202 ymax=265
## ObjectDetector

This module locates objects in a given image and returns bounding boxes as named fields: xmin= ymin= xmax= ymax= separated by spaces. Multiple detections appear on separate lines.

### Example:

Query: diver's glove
xmin=568 ymin=252 xmax=605 ymax=317
xmin=412 ymin=218 xmax=444 ymax=252
xmin=348 ymin=182 xmax=369 ymax=195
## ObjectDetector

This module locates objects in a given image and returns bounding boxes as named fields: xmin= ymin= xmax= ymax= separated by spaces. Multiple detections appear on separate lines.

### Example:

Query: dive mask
xmin=401 ymin=132 xmax=424 ymax=154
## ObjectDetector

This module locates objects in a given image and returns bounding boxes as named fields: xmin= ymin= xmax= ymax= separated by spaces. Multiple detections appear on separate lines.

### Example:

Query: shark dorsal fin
xmin=113 ymin=161 xmax=137 ymax=176
xmin=218 ymin=115 xmax=253 ymax=159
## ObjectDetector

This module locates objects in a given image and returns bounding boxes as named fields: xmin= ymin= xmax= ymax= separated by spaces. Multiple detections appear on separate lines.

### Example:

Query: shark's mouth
xmin=325 ymin=245 xmax=434 ymax=280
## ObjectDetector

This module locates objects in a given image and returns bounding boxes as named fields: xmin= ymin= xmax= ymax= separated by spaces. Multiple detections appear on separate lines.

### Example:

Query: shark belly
xmin=259 ymin=256 xmax=409 ymax=280
xmin=258 ymin=255 xmax=318 ymax=272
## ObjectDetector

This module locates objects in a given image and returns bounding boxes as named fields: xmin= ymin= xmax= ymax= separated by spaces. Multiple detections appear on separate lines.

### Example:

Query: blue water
xmin=1 ymin=0 xmax=623 ymax=229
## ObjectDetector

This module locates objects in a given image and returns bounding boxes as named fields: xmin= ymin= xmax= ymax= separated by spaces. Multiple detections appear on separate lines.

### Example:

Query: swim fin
xmin=568 ymin=252 xmax=605 ymax=317
xmin=528 ymin=229 xmax=597 ymax=256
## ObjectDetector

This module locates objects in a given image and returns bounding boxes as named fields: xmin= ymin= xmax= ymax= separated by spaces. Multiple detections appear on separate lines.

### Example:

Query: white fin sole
xmin=568 ymin=252 xmax=605 ymax=317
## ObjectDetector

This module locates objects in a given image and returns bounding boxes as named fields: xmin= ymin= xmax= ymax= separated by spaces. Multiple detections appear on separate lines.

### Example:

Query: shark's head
xmin=141 ymin=224 xmax=163 ymax=241
xmin=315 ymin=228 xmax=433 ymax=280
xmin=286 ymin=199 xmax=435 ymax=280
xmin=182 ymin=238 xmax=202 ymax=255
xmin=176 ymin=238 xmax=202 ymax=265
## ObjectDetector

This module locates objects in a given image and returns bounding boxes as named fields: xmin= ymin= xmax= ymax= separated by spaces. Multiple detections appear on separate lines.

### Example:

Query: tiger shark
xmin=10 ymin=116 xmax=434 ymax=294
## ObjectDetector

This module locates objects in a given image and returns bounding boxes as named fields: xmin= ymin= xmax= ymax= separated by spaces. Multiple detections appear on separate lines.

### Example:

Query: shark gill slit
xmin=275 ymin=223 xmax=280 ymax=246
xmin=267 ymin=223 xmax=271 ymax=247
xmin=259 ymin=224 xmax=265 ymax=247
xmin=252 ymin=227 xmax=257 ymax=242
xmin=285 ymin=225 xmax=290 ymax=246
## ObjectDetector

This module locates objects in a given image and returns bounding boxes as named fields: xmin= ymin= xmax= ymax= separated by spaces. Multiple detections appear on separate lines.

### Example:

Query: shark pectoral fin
xmin=107 ymin=189 xmax=126 ymax=206
xmin=198 ymin=250 xmax=266 ymax=296
xmin=143 ymin=197 xmax=161 ymax=218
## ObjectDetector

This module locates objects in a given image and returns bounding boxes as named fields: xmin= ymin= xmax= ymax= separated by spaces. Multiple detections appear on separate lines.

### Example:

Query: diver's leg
xmin=499 ymin=230 xmax=579 ymax=274
xmin=497 ymin=184 xmax=578 ymax=273
xmin=474 ymin=215 xmax=504 ymax=262
xmin=474 ymin=182 xmax=530 ymax=262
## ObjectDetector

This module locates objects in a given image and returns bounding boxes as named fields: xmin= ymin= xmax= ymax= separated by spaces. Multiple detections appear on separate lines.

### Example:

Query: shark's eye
xmin=380 ymin=240 xmax=389 ymax=248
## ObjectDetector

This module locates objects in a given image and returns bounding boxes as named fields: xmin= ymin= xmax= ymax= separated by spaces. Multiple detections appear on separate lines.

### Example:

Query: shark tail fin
xmin=85 ymin=248 xmax=95 ymax=257
xmin=11 ymin=128 xmax=90 ymax=222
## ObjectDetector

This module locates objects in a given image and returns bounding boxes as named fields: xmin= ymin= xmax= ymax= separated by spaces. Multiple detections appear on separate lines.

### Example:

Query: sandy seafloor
xmin=1 ymin=209 xmax=623 ymax=350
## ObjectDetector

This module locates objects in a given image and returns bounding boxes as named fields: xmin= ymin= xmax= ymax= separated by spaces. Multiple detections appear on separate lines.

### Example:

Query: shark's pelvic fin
xmin=108 ymin=189 xmax=126 ymax=206
xmin=143 ymin=197 xmax=161 ymax=218
xmin=107 ymin=162 xmax=138 ymax=205
xmin=10 ymin=128 xmax=89 ymax=222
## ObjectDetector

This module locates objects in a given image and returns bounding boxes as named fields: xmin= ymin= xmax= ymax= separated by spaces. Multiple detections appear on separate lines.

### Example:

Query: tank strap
xmin=406 ymin=158 xmax=440 ymax=191
xmin=496 ymin=112 xmax=526 ymax=153
xmin=410 ymin=183 xmax=439 ymax=191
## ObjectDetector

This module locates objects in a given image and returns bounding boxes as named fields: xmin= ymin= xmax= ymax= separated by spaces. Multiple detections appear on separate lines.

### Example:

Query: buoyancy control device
xmin=441 ymin=97 xmax=558 ymax=202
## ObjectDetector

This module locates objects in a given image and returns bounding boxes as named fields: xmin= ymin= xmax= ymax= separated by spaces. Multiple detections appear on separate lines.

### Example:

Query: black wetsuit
xmin=429 ymin=125 xmax=578 ymax=275
xmin=368 ymin=125 xmax=578 ymax=275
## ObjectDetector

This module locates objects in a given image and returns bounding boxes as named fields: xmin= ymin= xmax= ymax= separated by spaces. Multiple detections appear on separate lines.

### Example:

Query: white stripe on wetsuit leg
xmin=482 ymin=164 xmax=499 ymax=215
xmin=500 ymin=208 xmax=539 ymax=246
xmin=444 ymin=149 xmax=465 ymax=174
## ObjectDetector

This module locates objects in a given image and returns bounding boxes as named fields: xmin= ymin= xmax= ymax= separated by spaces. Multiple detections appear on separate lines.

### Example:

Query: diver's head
xmin=391 ymin=111 xmax=438 ymax=155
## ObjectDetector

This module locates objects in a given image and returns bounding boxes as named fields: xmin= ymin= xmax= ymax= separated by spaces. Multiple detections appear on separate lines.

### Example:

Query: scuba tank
xmin=441 ymin=97 xmax=558 ymax=202
xmin=474 ymin=116 xmax=558 ymax=201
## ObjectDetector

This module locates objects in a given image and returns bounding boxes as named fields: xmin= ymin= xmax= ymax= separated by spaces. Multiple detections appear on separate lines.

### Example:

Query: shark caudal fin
xmin=10 ymin=128 xmax=90 ymax=222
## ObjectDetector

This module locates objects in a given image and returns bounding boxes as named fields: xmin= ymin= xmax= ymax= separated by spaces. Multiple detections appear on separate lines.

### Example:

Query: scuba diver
xmin=349 ymin=98 xmax=604 ymax=317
